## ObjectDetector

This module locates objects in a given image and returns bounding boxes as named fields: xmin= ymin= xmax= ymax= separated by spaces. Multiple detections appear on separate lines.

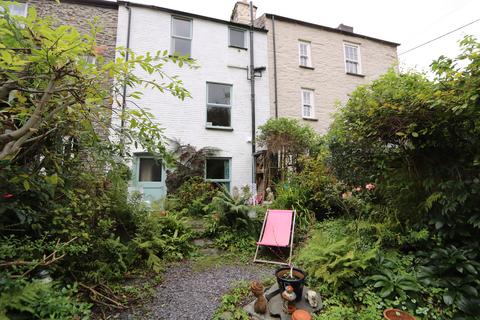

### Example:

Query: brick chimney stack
xmin=230 ymin=0 xmax=257 ymax=25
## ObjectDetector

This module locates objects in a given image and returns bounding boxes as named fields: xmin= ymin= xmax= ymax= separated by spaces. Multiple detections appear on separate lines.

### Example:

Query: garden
xmin=1 ymin=4 xmax=480 ymax=320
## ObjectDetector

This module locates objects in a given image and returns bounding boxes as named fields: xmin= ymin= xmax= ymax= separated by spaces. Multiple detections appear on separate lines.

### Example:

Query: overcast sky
xmin=124 ymin=0 xmax=480 ymax=73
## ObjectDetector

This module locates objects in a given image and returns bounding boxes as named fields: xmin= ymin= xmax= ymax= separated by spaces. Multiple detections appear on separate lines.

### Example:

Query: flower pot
xmin=383 ymin=308 xmax=415 ymax=320
xmin=292 ymin=309 xmax=312 ymax=320
xmin=275 ymin=267 xmax=306 ymax=302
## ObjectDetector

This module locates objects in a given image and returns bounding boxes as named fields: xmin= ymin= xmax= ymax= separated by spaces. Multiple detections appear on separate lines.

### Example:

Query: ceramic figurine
xmin=281 ymin=285 xmax=296 ymax=314
xmin=264 ymin=187 xmax=275 ymax=204
xmin=250 ymin=281 xmax=267 ymax=314
xmin=305 ymin=289 xmax=319 ymax=308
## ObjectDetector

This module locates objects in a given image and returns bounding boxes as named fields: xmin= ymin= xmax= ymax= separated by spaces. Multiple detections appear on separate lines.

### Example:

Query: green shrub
xmin=257 ymin=117 xmax=320 ymax=182
xmin=297 ymin=219 xmax=385 ymax=288
xmin=273 ymin=154 xmax=347 ymax=231
xmin=415 ymin=244 xmax=480 ymax=318
xmin=205 ymin=186 xmax=259 ymax=232
xmin=0 ymin=279 xmax=91 ymax=320
xmin=166 ymin=176 xmax=217 ymax=216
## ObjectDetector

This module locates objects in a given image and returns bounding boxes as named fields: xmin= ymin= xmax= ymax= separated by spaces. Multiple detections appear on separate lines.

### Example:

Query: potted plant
xmin=383 ymin=308 xmax=415 ymax=320
xmin=275 ymin=266 xmax=306 ymax=302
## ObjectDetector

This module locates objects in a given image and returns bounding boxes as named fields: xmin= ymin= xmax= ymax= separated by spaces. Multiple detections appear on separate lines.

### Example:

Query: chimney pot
xmin=338 ymin=23 xmax=354 ymax=33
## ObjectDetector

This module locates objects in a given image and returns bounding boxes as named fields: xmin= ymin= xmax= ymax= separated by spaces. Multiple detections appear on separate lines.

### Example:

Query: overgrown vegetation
xmin=294 ymin=36 xmax=480 ymax=320
xmin=0 ymin=5 xmax=195 ymax=318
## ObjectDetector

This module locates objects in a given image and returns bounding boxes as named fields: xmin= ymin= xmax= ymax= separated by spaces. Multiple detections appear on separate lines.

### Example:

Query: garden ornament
xmin=281 ymin=285 xmax=296 ymax=314
xmin=305 ymin=289 xmax=319 ymax=308
xmin=250 ymin=281 xmax=267 ymax=314
xmin=265 ymin=187 xmax=275 ymax=203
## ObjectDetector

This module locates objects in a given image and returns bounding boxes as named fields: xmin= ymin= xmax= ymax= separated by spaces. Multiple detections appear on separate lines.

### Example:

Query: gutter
xmin=120 ymin=2 xmax=132 ymax=145
xmin=249 ymin=1 xmax=256 ymax=184
xmin=272 ymin=15 xmax=278 ymax=119
xmin=264 ymin=13 xmax=399 ymax=47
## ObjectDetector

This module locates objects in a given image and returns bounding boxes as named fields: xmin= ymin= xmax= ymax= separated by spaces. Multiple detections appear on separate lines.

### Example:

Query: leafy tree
xmin=257 ymin=117 xmax=319 ymax=183
xmin=0 ymin=3 xmax=196 ymax=316
xmin=327 ymin=36 xmax=480 ymax=319
xmin=0 ymin=2 xmax=195 ymax=162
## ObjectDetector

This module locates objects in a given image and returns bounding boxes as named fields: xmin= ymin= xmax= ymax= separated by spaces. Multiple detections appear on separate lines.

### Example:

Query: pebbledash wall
xmin=116 ymin=2 xmax=270 ymax=200
xmin=258 ymin=14 xmax=399 ymax=134
xmin=22 ymin=0 xmax=118 ymax=62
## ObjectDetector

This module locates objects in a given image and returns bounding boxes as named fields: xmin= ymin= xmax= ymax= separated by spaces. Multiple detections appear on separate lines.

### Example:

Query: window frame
xmin=171 ymin=15 xmax=193 ymax=57
xmin=301 ymin=88 xmax=315 ymax=119
xmin=298 ymin=40 xmax=312 ymax=68
xmin=228 ymin=27 xmax=247 ymax=49
xmin=136 ymin=156 xmax=163 ymax=183
xmin=206 ymin=82 xmax=233 ymax=129
xmin=205 ymin=157 xmax=232 ymax=191
xmin=343 ymin=42 xmax=362 ymax=75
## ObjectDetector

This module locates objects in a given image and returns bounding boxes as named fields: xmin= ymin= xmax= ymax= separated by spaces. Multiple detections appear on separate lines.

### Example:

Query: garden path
xmin=118 ymin=219 xmax=274 ymax=320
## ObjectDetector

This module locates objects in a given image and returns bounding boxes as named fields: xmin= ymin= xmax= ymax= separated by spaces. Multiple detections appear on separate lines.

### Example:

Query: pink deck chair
xmin=253 ymin=209 xmax=296 ymax=266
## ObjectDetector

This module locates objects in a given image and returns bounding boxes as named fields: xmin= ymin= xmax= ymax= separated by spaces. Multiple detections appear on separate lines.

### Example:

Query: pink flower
xmin=365 ymin=183 xmax=376 ymax=190
xmin=355 ymin=186 xmax=362 ymax=192
xmin=2 ymin=193 xmax=14 ymax=199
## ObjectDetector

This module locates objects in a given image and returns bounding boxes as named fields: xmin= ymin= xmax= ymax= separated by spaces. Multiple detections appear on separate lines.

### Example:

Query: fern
xmin=297 ymin=219 xmax=381 ymax=289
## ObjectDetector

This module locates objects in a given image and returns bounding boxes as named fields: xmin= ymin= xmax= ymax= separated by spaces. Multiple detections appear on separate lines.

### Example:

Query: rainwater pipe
xmin=272 ymin=15 xmax=278 ymax=118
xmin=120 ymin=2 xmax=132 ymax=150
xmin=249 ymin=1 xmax=256 ymax=184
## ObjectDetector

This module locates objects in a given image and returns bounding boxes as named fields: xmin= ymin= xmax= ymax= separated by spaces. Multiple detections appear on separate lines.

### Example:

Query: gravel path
xmin=122 ymin=259 xmax=274 ymax=320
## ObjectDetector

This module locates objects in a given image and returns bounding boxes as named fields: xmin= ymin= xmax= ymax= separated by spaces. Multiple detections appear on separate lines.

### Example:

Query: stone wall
xmin=23 ymin=0 xmax=118 ymax=61
xmin=260 ymin=15 xmax=398 ymax=133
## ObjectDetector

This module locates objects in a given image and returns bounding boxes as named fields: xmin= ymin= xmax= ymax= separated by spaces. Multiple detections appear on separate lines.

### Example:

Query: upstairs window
xmin=344 ymin=43 xmax=361 ymax=74
xmin=171 ymin=16 xmax=192 ymax=57
xmin=229 ymin=27 xmax=246 ymax=49
xmin=7 ymin=3 xmax=28 ymax=17
xmin=301 ymin=89 xmax=314 ymax=119
xmin=298 ymin=41 xmax=311 ymax=67
xmin=138 ymin=158 xmax=162 ymax=182
xmin=206 ymin=82 xmax=232 ymax=128
xmin=206 ymin=158 xmax=231 ymax=190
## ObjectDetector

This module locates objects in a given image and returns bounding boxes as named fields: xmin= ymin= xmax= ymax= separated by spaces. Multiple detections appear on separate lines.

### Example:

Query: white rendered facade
xmin=116 ymin=3 xmax=270 ymax=200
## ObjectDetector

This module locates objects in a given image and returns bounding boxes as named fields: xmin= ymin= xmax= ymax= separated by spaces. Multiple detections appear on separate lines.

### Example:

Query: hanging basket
xmin=383 ymin=308 xmax=416 ymax=320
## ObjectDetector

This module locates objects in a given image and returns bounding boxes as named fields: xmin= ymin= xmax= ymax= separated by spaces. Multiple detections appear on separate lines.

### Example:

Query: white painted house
xmin=116 ymin=1 xmax=270 ymax=201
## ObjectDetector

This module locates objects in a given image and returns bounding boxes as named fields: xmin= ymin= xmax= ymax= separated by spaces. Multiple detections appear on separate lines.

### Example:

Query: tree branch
xmin=0 ymin=75 xmax=57 ymax=158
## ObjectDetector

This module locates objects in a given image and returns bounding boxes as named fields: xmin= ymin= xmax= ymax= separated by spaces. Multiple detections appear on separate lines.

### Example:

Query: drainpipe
xmin=272 ymin=15 xmax=278 ymax=119
xmin=120 ymin=2 xmax=132 ymax=152
xmin=249 ymin=1 xmax=256 ymax=185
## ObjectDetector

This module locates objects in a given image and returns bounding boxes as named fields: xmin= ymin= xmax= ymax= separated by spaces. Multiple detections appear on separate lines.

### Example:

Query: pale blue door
xmin=132 ymin=154 xmax=167 ymax=203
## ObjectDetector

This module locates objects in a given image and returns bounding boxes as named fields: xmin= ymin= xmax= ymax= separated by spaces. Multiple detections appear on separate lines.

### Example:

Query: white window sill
xmin=346 ymin=72 xmax=365 ymax=77
xmin=206 ymin=126 xmax=234 ymax=131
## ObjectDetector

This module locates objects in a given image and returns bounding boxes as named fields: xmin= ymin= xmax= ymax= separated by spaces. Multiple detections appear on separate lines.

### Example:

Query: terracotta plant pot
xmin=292 ymin=309 xmax=312 ymax=320
xmin=383 ymin=308 xmax=416 ymax=320
xmin=275 ymin=267 xmax=306 ymax=302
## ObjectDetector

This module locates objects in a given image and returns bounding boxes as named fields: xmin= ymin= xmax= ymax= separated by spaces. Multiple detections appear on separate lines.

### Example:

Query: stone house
xmin=11 ymin=0 xmax=118 ymax=62
xmin=253 ymin=12 xmax=399 ymax=133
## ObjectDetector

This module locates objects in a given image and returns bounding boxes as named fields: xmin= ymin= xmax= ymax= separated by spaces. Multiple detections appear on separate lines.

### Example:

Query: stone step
xmin=198 ymin=247 xmax=222 ymax=256
xmin=186 ymin=219 xmax=208 ymax=234
xmin=193 ymin=238 xmax=215 ymax=248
